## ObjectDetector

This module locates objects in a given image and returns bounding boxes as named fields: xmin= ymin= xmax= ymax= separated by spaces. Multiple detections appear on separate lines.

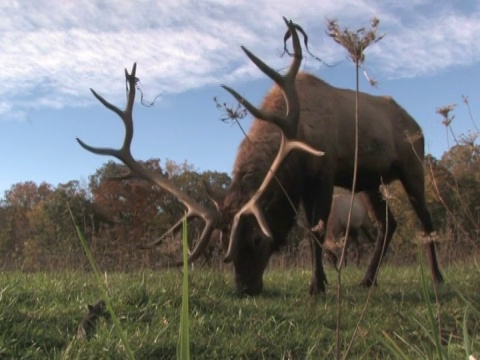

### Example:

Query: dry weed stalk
xmin=213 ymin=97 xmax=248 ymax=124
xmin=326 ymin=17 xmax=384 ymax=360
xmin=436 ymin=103 xmax=458 ymax=146
xmin=326 ymin=17 xmax=384 ymax=86
xmin=462 ymin=95 xmax=479 ymax=132
xmin=430 ymin=102 xmax=480 ymax=253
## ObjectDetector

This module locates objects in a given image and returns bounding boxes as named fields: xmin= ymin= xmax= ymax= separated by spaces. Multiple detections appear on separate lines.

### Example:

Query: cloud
xmin=370 ymin=7 xmax=480 ymax=77
xmin=1 ymin=0 xmax=479 ymax=120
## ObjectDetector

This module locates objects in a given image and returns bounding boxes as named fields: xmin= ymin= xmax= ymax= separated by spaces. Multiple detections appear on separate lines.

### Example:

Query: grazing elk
xmin=77 ymin=18 xmax=443 ymax=295
xmin=323 ymin=193 xmax=378 ymax=268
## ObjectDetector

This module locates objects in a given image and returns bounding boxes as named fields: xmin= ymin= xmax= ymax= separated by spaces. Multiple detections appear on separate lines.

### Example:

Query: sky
xmin=1 ymin=0 xmax=480 ymax=196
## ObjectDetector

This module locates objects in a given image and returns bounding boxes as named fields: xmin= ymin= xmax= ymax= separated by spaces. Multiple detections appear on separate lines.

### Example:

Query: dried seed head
xmin=404 ymin=130 xmax=423 ymax=144
xmin=436 ymin=103 xmax=457 ymax=127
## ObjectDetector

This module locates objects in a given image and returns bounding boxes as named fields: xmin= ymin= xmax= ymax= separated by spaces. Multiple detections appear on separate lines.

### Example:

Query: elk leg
xmin=349 ymin=231 xmax=359 ymax=267
xmin=399 ymin=167 xmax=444 ymax=284
xmin=355 ymin=245 xmax=361 ymax=267
xmin=361 ymin=191 xmax=397 ymax=287
xmin=308 ymin=230 xmax=328 ymax=294
xmin=359 ymin=219 xmax=377 ymax=267
xmin=303 ymin=182 xmax=333 ymax=295
xmin=324 ymin=246 xmax=339 ymax=268
xmin=411 ymin=197 xmax=444 ymax=284
xmin=336 ymin=234 xmax=347 ymax=269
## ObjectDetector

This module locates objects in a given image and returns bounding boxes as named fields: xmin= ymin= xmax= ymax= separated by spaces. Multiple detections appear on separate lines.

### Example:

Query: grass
xmin=0 ymin=263 xmax=478 ymax=359
xmin=178 ymin=217 xmax=190 ymax=359
xmin=70 ymin=205 xmax=135 ymax=359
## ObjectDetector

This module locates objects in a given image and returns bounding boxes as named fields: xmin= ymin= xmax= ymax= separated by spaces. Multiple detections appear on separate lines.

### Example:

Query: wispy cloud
xmin=370 ymin=7 xmax=480 ymax=77
xmin=1 ymin=0 xmax=479 ymax=120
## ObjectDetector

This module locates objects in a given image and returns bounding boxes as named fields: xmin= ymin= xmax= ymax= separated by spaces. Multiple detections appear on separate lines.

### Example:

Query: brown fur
xmin=221 ymin=72 xmax=443 ymax=295
xmin=323 ymin=193 xmax=378 ymax=267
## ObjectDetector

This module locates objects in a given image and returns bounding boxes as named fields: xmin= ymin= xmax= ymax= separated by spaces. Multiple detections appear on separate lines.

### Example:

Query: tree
xmin=88 ymin=158 xmax=231 ymax=267
xmin=437 ymin=144 xmax=480 ymax=250
xmin=0 ymin=181 xmax=53 ymax=269
xmin=25 ymin=180 xmax=94 ymax=270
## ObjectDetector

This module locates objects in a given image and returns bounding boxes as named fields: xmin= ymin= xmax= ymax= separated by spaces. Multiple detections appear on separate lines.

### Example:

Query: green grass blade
xmin=450 ymin=260 xmax=480 ymax=319
xmin=177 ymin=216 xmax=190 ymax=360
xmin=450 ymin=287 xmax=480 ymax=318
xmin=419 ymin=253 xmax=445 ymax=360
xmin=68 ymin=205 xmax=135 ymax=360
xmin=378 ymin=331 xmax=411 ymax=360
xmin=463 ymin=307 xmax=472 ymax=359
xmin=391 ymin=329 xmax=428 ymax=358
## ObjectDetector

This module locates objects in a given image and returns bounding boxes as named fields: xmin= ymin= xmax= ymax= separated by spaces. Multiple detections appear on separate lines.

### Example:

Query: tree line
xmin=0 ymin=142 xmax=479 ymax=272
xmin=0 ymin=159 xmax=230 ymax=271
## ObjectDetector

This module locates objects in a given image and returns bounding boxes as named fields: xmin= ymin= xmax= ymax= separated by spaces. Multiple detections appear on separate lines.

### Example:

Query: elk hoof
xmin=433 ymin=271 xmax=445 ymax=284
xmin=359 ymin=278 xmax=378 ymax=288
xmin=309 ymin=280 xmax=326 ymax=295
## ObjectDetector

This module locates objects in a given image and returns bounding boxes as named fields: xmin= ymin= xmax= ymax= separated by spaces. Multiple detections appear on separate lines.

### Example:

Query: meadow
xmin=1 ymin=261 xmax=479 ymax=359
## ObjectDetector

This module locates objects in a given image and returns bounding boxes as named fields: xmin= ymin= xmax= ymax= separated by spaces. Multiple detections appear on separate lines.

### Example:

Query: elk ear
xmin=202 ymin=180 xmax=226 ymax=211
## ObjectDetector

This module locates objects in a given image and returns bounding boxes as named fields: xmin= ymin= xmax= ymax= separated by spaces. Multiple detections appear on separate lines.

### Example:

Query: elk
xmin=323 ymin=193 xmax=378 ymax=268
xmin=77 ymin=18 xmax=444 ymax=295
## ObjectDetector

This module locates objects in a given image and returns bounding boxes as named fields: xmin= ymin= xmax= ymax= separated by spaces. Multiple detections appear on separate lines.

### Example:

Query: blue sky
xmin=1 ymin=1 xmax=479 ymax=195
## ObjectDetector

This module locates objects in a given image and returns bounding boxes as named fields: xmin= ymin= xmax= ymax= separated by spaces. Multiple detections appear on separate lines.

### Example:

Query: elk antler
xmin=77 ymin=63 xmax=218 ymax=263
xmin=223 ymin=18 xmax=324 ymax=262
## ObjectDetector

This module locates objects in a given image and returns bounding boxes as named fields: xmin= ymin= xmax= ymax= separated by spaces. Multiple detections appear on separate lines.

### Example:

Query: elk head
xmin=77 ymin=18 xmax=323 ymax=295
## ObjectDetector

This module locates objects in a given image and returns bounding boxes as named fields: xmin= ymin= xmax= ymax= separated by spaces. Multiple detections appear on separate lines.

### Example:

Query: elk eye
xmin=253 ymin=236 xmax=262 ymax=247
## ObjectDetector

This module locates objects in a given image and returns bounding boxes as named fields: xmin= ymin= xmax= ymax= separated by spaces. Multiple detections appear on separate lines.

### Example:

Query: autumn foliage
xmin=0 ymin=141 xmax=479 ymax=271
xmin=0 ymin=159 xmax=230 ymax=271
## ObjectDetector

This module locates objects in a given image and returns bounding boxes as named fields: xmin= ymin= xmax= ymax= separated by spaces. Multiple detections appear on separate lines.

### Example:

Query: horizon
xmin=1 ymin=1 xmax=479 ymax=195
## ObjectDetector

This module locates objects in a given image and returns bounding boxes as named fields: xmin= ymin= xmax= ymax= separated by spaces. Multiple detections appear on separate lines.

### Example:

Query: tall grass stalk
xmin=337 ymin=59 xmax=359 ymax=359
xmin=379 ymin=256 xmax=479 ymax=358
xmin=343 ymin=199 xmax=390 ymax=358
xmin=380 ymin=249 xmax=450 ymax=359
xmin=378 ymin=331 xmax=411 ymax=360
xmin=453 ymin=263 xmax=480 ymax=359
xmin=419 ymin=254 xmax=444 ymax=359
xmin=452 ymin=286 xmax=480 ymax=319
xmin=463 ymin=307 xmax=472 ymax=360
xmin=326 ymin=17 xmax=383 ymax=359
xmin=68 ymin=205 xmax=135 ymax=360
xmin=177 ymin=216 xmax=190 ymax=360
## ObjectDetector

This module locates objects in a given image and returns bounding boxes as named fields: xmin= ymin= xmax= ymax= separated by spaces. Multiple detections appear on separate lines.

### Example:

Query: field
xmin=1 ymin=262 xmax=479 ymax=359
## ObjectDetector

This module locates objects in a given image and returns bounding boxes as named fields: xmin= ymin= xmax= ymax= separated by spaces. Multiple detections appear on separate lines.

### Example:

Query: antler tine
xmin=77 ymin=64 xmax=136 ymax=163
xmin=139 ymin=215 xmax=215 ymax=263
xmin=223 ymin=19 xmax=324 ymax=262
xmin=224 ymin=134 xmax=324 ymax=261
xmin=77 ymin=63 xmax=218 ymax=263
xmin=221 ymin=17 xmax=302 ymax=138
xmin=137 ymin=216 xmax=186 ymax=249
